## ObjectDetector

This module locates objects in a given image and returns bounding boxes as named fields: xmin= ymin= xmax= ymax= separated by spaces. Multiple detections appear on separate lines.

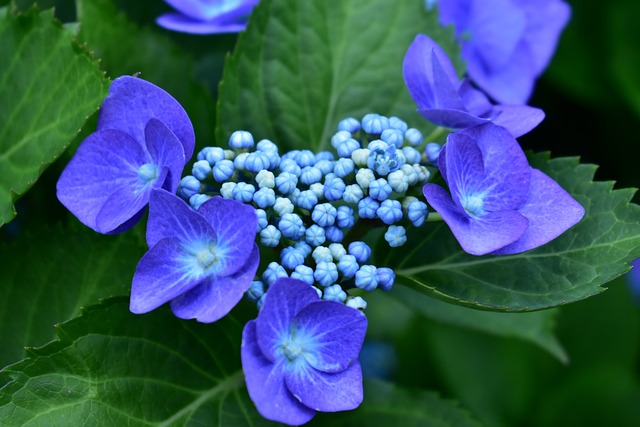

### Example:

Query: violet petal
xmin=491 ymin=104 xmax=545 ymax=138
xmin=418 ymin=108 xmax=489 ymax=132
xmin=145 ymin=118 xmax=186 ymax=193
xmin=156 ymin=12 xmax=247 ymax=34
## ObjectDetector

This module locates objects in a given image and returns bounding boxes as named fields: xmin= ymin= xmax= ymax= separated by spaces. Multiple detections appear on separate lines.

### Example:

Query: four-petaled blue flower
xmin=438 ymin=0 xmax=571 ymax=104
xmin=130 ymin=189 xmax=259 ymax=322
xmin=423 ymin=123 xmax=584 ymax=255
xmin=157 ymin=0 xmax=259 ymax=34
xmin=242 ymin=278 xmax=367 ymax=425
xmin=57 ymin=76 xmax=194 ymax=234
xmin=403 ymin=34 xmax=545 ymax=137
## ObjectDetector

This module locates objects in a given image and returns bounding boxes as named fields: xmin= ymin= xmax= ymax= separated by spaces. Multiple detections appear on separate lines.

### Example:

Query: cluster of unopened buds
xmin=177 ymin=113 xmax=437 ymax=311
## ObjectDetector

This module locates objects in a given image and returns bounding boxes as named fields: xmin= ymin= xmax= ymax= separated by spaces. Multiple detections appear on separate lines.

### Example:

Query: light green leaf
xmin=0 ymin=298 xmax=275 ymax=426
xmin=391 ymin=286 xmax=567 ymax=363
xmin=0 ymin=7 xmax=109 ymax=226
xmin=217 ymin=0 xmax=460 ymax=152
xmin=0 ymin=224 xmax=145 ymax=368
xmin=381 ymin=154 xmax=640 ymax=311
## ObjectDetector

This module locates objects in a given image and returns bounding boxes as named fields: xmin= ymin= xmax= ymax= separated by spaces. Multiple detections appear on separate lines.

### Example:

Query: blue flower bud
xmin=336 ymin=206 xmax=355 ymax=228
xmin=296 ymin=190 xmax=318 ymax=210
xmin=255 ymin=170 xmax=275 ymax=189
xmin=367 ymin=139 xmax=388 ymax=151
xmin=256 ymin=294 xmax=266 ymax=311
xmin=338 ymin=117 xmax=361 ymax=133
xmin=273 ymin=197 xmax=294 ymax=216
xmin=323 ymin=176 xmax=346 ymax=201
xmin=288 ymin=188 xmax=301 ymax=206
xmin=407 ymin=200 xmax=429 ymax=227
xmin=246 ymin=280 xmax=265 ymax=302
xmin=425 ymin=142 xmax=442 ymax=164
xmin=355 ymin=264 xmax=379 ymax=291
xmin=369 ymin=178 xmax=393 ymax=201
xmin=245 ymin=151 xmax=271 ymax=173
xmin=405 ymin=128 xmax=423 ymax=147
xmin=385 ymin=225 xmax=407 ymax=247
xmin=402 ymin=146 xmax=422 ymax=165
xmin=323 ymin=284 xmax=347 ymax=303
xmin=220 ymin=182 xmax=236 ymax=199
xmin=255 ymin=208 xmax=268 ymax=232
xmin=223 ymin=149 xmax=235 ymax=160
xmin=337 ymin=138 xmax=360 ymax=158
xmin=377 ymin=199 xmax=403 ymax=225
xmin=351 ymin=148 xmax=370 ymax=167
xmin=367 ymin=145 xmax=402 ymax=176
xmin=232 ymin=182 xmax=255 ymax=203
xmin=192 ymin=160 xmax=212 ymax=181
xmin=377 ymin=267 xmax=395 ymax=291
xmin=414 ymin=164 xmax=430 ymax=183
xmin=234 ymin=152 xmax=249 ymax=170
xmin=309 ymin=183 xmax=324 ymax=199
xmin=263 ymin=150 xmax=281 ymax=170
xmin=177 ymin=175 xmax=201 ymax=199
xmin=346 ymin=296 xmax=367 ymax=310
xmin=312 ymin=286 xmax=323 ymax=298
xmin=358 ymin=196 xmax=380 ymax=219
xmin=229 ymin=130 xmax=255 ymax=150
xmin=324 ymin=225 xmax=344 ymax=243
xmin=275 ymin=171 xmax=298 ymax=195
xmin=401 ymin=164 xmax=419 ymax=186
xmin=213 ymin=159 xmax=235 ymax=182
xmin=312 ymin=203 xmax=337 ymax=227
xmin=253 ymin=187 xmax=276 ymax=209
xmin=381 ymin=128 xmax=404 ymax=148
xmin=278 ymin=160 xmax=300 ymax=179
xmin=260 ymin=225 xmax=281 ymax=247
xmin=337 ymin=254 xmax=359 ymax=278
xmin=389 ymin=116 xmax=408 ymax=132
xmin=279 ymin=213 xmax=305 ymax=240
xmin=315 ymin=151 xmax=335 ymax=162
xmin=349 ymin=241 xmax=371 ymax=263
xmin=314 ymin=261 xmax=339 ymax=287
xmin=387 ymin=170 xmax=408 ymax=193
xmin=328 ymin=243 xmax=346 ymax=260
xmin=343 ymin=184 xmax=364 ymax=204
xmin=198 ymin=146 xmax=226 ymax=165
xmin=296 ymin=150 xmax=316 ymax=168
xmin=305 ymin=224 xmax=326 ymax=247
xmin=355 ymin=168 xmax=375 ymax=189
xmin=257 ymin=138 xmax=278 ymax=153
xmin=314 ymin=159 xmax=334 ymax=175
xmin=189 ymin=193 xmax=211 ymax=210
xmin=331 ymin=130 xmax=353 ymax=149
xmin=333 ymin=158 xmax=355 ymax=178
xmin=291 ymin=265 xmax=314 ymax=285
xmin=262 ymin=262 xmax=287 ymax=286
xmin=312 ymin=246 xmax=333 ymax=263
xmin=300 ymin=166 xmax=323 ymax=186
xmin=280 ymin=247 xmax=306 ymax=270
xmin=362 ymin=113 xmax=390 ymax=135
xmin=294 ymin=241 xmax=313 ymax=257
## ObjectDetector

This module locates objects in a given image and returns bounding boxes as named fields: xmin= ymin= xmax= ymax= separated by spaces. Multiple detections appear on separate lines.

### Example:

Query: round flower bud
xmin=177 ymin=175 xmax=201 ymax=199
xmin=337 ymin=138 xmax=361 ymax=158
xmin=300 ymin=166 xmax=323 ymax=185
xmin=305 ymin=224 xmax=326 ymax=247
xmin=337 ymin=254 xmax=359 ymax=278
xmin=408 ymin=200 xmax=429 ymax=227
xmin=220 ymin=182 xmax=236 ymax=199
xmin=362 ymin=113 xmax=390 ymax=135
xmin=402 ymin=146 xmax=422 ymax=165
xmin=256 ymin=170 xmax=275 ymax=189
xmin=334 ymin=158 xmax=355 ymax=178
xmin=400 ymin=164 xmax=419 ymax=186
xmin=255 ymin=208 xmax=268 ymax=232
xmin=377 ymin=199 xmax=403 ymax=225
xmin=245 ymin=151 xmax=271 ymax=173
xmin=232 ymin=182 xmax=255 ymax=203
xmin=262 ymin=262 xmax=287 ymax=286
xmin=273 ymin=197 xmax=295 ymax=216
xmin=338 ymin=117 xmax=361 ymax=133
xmin=279 ymin=213 xmax=305 ymax=240
xmin=343 ymin=184 xmax=364 ymax=204
xmin=229 ymin=130 xmax=254 ymax=150
xmin=358 ymin=196 xmax=380 ymax=219
xmin=294 ymin=241 xmax=313 ymax=257
xmin=189 ymin=193 xmax=211 ymax=210
xmin=296 ymin=150 xmax=316 ymax=168
xmin=331 ymin=130 xmax=353 ymax=149
xmin=346 ymin=296 xmax=368 ymax=311
xmin=355 ymin=168 xmax=375 ymax=189
xmin=377 ymin=267 xmax=395 ymax=291
xmin=381 ymin=128 xmax=404 ymax=148
xmin=336 ymin=206 xmax=355 ymax=228
xmin=315 ymin=151 xmax=334 ymax=162
xmin=257 ymin=138 xmax=278 ymax=153
xmin=275 ymin=171 xmax=298 ymax=195
xmin=355 ymin=264 xmax=379 ymax=292
xmin=405 ymin=128 xmax=423 ymax=146
xmin=314 ymin=159 xmax=334 ymax=175
xmin=246 ymin=280 xmax=265 ymax=302
xmin=389 ymin=116 xmax=408 ymax=132
xmin=192 ymin=160 xmax=212 ymax=181
xmin=351 ymin=148 xmax=371 ymax=167
xmin=296 ymin=190 xmax=318 ymax=210
xmin=253 ymin=187 xmax=276 ymax=209
xmin=260 ymin=225 xmax=281 ymax=247
xmin=198 ymin=146 xmax=225 ymax=164
xmin=323 ymin=176 xmax=346 ymax=201
xmin=349 ymin=241 xmax=371 ymax=263
xmin=385 ymin=225 xmax=407 ymax=247
xmin=369 ymin=178 xmax=393 ymax=201
xmin=291 ymin=265 xmax=314 ymax=285
xmin=387 ymin=169 xmax=409 ymax=193
xmin=279 ymin=158 xmax=302 ymax=176
xmin=323 ymin=284 xmax=347 ymax=303
xmin=280 ymin=247 xmax=306 ymax=270
xmin=233 ymin=152 xmax=249 ymax=170
xmin=312 ymin=246 xmax=333 ymax=264
xmin=314 ymin=261 xmax=339 ymax=287
xmin=213 ymin=159 xmax=235 ymax=183
xmin=312 ymin=203 xmax=337 ymax=227
xmin=324 ymin=225 xmax=344 ymax=243
xmin=328 ymin=243 xmax=347 ymax=260
xmin=425 ymin=142 xmax=442 ymax=164
xmin=309 ymin=183 xmax=324 ymax=199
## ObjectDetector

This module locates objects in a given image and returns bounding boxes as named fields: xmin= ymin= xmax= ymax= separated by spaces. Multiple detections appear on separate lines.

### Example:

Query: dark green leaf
xmin=0 ymin=224 xmax=145 ymax=368
xmin=381 ymin=154 xmax=640 ymax=311
xmin=0 ymin=298 xmax=274 ymax=426
xmin=0 ymin=7 xmax=108 ymax=226
xmin=217 ymin=0 xmax=460 ymax=152
xmin=391 ymin=286 xmax=567 ymax=363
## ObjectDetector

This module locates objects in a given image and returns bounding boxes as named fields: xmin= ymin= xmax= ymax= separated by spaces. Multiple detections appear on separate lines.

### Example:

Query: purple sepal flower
xmin=403 ymin=34 xmax=544 ymax=137
xmin=130 ymin=189 xmax=259 ymax=323
xmin=57 ymin=76 xmax=194 ymax=234
xmin=438 ymin=0 xmax=571 ymax=104
xmin=423 ymin=123 xmax=584 ymax=256
xmin=242 ymin=278 xmax=367 ymax=425
xmin=157 ymin=0 xmax=259 ymax=34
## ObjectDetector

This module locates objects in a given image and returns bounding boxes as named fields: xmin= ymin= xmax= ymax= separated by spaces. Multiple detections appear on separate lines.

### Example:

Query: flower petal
xmin=197 ymin=196 xmax=258 ymax=276
xmin=56 ymin=129 xmax=147 ymax=233
xmin=256 ymin=278 xmax=320 ymax=362
xmin=493 ymin=168 xmax=585 ymax=255
xmin=98 ymin=76 xmax=195 ymax=159
xmin=146 ymin=189 xmax=215 ymax=249
xmin=418 ymin=108 xmax=489 ymax=131
xmin=423 ymin=183 xmax=529 ymax=255
xmin=284 ymin=360 xmax=363 ymax=413
xmin=491 ymin=104 xmax=545 ymax=138
xmin=163 ymin=0 xmax=258 ymax=21
xmin=145 ymin=118 xmax=186 ymax=193
xmin=242 ymin=321 xmax=316 ymax=426
xmin=292 ymin=301 xmax=367 ymax=373
xmin=130 ymin=237 xmax=203 ymax=314
xmin=170 ymin=244 xmax=260 ymax=323
xmin=156 ymin=12 xmax=247 ymax=34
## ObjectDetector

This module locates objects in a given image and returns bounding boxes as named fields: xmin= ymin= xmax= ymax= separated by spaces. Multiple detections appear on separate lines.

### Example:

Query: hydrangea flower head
xmin=403 ymin=34 xmax=544 ymax=137
xmin=242 ymin=278 xmax=367 ymax=425
xmin=158 ymin=0 xmax=259 ymax=34
xmin=423 ymin=123 xmax=584 ymax=255
xmin=57 ymin=76 xmax=194 ymax=234
xmin=130 ymin=189 xmax=259 ymax=322
xmin=438 ymin=0 xmax=571 ymax=104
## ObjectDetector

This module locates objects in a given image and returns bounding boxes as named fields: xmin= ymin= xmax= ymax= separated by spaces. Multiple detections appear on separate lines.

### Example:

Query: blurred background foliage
xmin=1 ymin=0 xmax=639 ymax=425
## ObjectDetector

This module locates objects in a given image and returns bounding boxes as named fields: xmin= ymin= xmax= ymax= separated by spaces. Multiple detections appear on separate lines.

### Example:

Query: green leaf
xmin=217 ymin=0 xmax=460 ymax=152
xmin=391 ymin=286 xmax=567 ymax=363
xmin=383 ymin=154 xmax=640 ymax=311
xmin=0 ymin=298 xmax=275 ymax=426
xmin=609 ymin=0 xmax=640 ymax=118
xmin=310 ymin=379 xmax=482 ymax=427
xmin=0 ymin=224 xmax=145 ymax=368
xmin=0 ymin=7 xmax=109 ymax=226
xmin=76 ymin=0 xmax=217 ymax=152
